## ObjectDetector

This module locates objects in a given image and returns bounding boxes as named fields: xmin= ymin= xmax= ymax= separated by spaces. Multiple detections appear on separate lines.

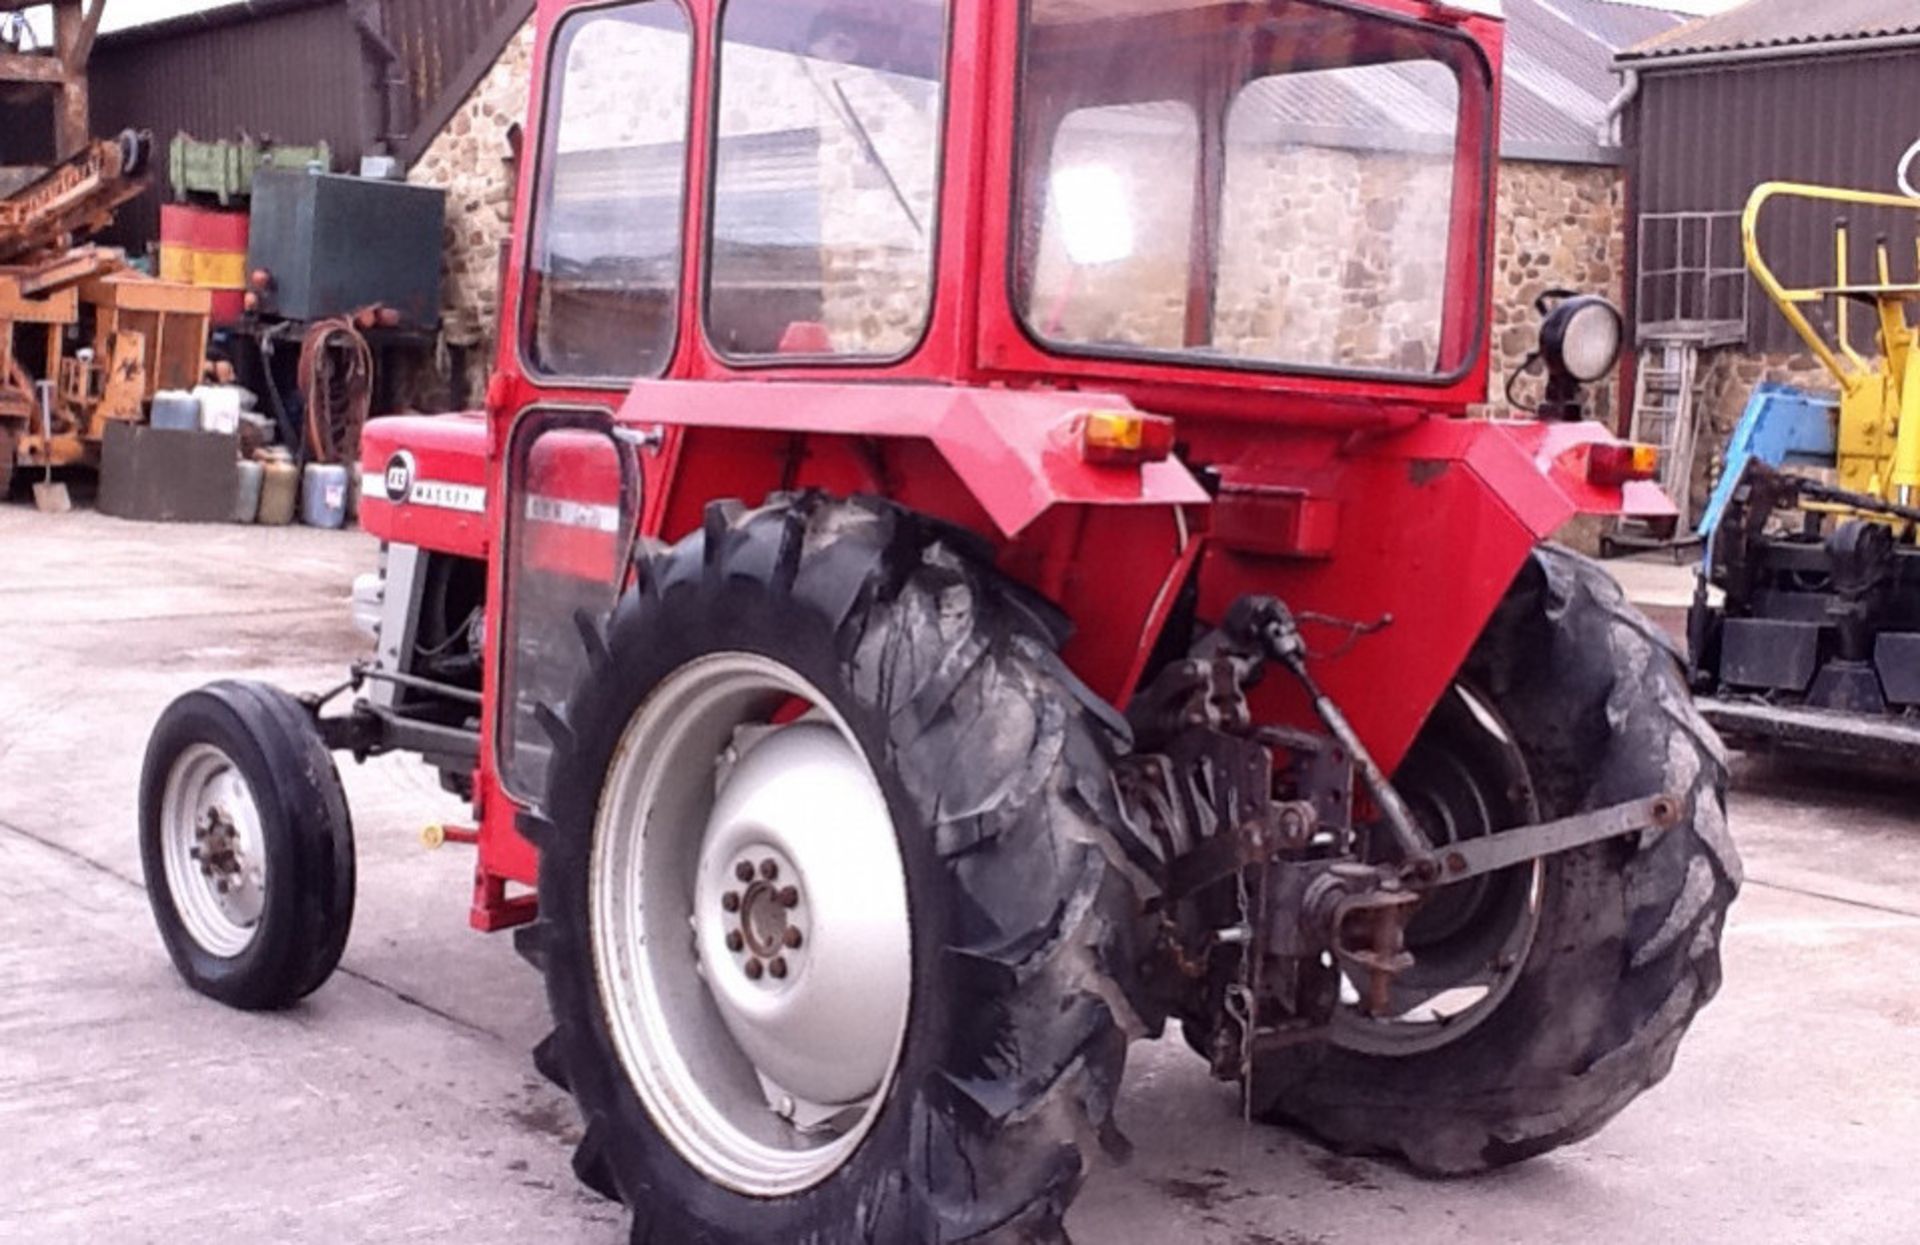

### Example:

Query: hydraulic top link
xmin=1219 ymin=597 xmax=1439 ymax=877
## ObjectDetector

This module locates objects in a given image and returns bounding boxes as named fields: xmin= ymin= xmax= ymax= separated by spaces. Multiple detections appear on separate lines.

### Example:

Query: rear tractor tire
xmin=1252 ymin=545 xmax=1741 ymax=1174
xmin=139 ymin=681 xmax=357 ymax=1011
xmin=521 ymin=496 xmax=1154 ymax=1243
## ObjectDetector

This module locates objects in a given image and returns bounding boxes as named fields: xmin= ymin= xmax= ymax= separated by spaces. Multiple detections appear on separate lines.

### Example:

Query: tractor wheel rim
xmin=160 ymin=743 xmax=268 ymax=958
xmin=1332 ymin=685 xmax=1543 ymax=1056
xmin=592 ymin=653 xmax=912 ymax=1197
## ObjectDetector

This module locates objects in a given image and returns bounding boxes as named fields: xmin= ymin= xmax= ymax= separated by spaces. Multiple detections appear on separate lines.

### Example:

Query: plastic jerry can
xmin=302 ymin=462 xmax=351 ymax=530
xmin=231 ymin=459 xmax=264 ymax=524
xmin=257 ymin=456 xmax=300 ymax=526
xmin=192 ymin=385 xmax=250 ymax=436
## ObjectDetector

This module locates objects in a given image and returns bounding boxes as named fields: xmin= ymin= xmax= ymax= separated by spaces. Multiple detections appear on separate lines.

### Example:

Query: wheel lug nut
xmin=726 ymin=931 xmax=745 ymax=954
xmin=768 ymin=957 xmax=788 ymax=979
xmin=778 ymin=887 xmax=799 ymax=909
xmin=759 ymin=860 xmax=778 ymax=881
xmin=783 ymin=927 xmax=803 ymax=950
xmin=735 ymin=861 xmax=755 ymax=884
xmin=744 ymin=959 xmax=764 ymax=981
xmin=722 ymin=892 xmax=741 ymax=914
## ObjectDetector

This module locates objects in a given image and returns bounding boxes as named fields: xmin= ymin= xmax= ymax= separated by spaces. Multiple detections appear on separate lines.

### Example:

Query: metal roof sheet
xmin=1500 ymin=0 xmax=1688 ymax=159
xmin=36 ymin=0 xmax=1687 ymax=169
xmin=1225 ymin=0 xmax=1686 ymax=162
xmin=1536 ymin=0 xmax=1691 ymax=49
xmin=1624 ymin=0 xmax=1920 ymax=62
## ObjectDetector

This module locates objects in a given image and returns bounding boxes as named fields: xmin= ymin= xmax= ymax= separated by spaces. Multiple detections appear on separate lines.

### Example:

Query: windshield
xmin=1015 ymin=0 xmax=1491 ymax=380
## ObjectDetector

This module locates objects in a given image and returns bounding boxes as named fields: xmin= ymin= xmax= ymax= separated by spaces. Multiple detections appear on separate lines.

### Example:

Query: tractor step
xmin=1699 ymin=697 xmax=1920 ymax=766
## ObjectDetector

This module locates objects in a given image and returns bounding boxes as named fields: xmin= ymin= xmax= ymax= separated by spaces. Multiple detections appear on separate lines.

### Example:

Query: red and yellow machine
xmin=140 ymin=3 xmax=1739 ymax=1239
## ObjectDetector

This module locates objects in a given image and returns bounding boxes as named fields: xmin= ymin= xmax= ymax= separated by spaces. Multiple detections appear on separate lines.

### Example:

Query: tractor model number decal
xmin=384 ymin=451 xmax=487 ymax=515
xmin=526 ymin=495 xmax=622 ymax=533
xmin=409 ymin=481 xmax=489 ymax=515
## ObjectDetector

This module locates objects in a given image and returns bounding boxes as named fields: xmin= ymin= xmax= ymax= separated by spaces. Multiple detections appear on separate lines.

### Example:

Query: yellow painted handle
xmin=1742 ymin=181 xmax=1920 ymax=397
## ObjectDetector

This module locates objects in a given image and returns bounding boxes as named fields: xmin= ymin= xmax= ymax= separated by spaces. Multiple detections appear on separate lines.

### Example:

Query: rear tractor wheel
xmin=522 ymin=496 xmax=1154 ymax=1243
xmin=1253 ymin=545 xmax=1741 ymax=1174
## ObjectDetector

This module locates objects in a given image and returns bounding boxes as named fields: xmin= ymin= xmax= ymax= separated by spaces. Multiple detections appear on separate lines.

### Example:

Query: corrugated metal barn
xmin=1619 ymin=0 xmax=1920 ymax=353
xmin=0 ymin=0 xmax=530 ymax=247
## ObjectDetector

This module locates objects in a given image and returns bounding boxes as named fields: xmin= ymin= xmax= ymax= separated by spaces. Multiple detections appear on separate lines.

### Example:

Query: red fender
xmin=618 ymin=378 xmax=1210 ymax=538
xmin=1196 ymin=419 xmax=1671 ymax=773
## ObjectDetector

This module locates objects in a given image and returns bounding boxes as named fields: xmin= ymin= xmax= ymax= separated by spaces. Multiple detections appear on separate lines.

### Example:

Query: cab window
xmin=1016 ymin=0 xmax=1489 ymax=380
xmin=523 ymin=2 xmax=693 ymax=381
xmin=706 ymin=0 xmax=947 ymax=360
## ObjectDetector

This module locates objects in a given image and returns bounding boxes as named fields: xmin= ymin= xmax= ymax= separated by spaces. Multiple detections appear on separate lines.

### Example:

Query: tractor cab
xmin=500 ymin=0 xmax=1502 ymax=413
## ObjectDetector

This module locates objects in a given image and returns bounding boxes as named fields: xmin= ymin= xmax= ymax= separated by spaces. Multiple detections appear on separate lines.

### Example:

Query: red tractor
xmin=139 ymin=1 xmax=1740 ymax=1239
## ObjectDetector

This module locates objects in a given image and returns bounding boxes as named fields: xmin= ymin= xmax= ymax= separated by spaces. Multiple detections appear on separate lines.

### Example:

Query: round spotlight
xmin=1541 ymin=295 xmax=1624 ymax=385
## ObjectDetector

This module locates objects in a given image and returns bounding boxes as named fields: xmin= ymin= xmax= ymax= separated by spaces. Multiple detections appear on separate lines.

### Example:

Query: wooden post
xmin=50 ymin=0 xmax=104 ymax=160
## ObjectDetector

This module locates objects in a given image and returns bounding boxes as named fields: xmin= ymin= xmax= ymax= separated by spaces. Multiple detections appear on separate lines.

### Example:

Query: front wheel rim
xmin=159 ymin=743 xmax=269 ymax=958
xmin=590 ymin=653 xmax=913 ymax=1198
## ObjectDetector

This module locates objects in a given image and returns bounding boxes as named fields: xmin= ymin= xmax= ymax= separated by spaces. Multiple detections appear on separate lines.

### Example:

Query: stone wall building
xmin=409 ymin=1 xmax=1681 ymax=414
xmin=1491 ymin=159 xmax=1631 ymax=425
xmin=411 ymin=21 xmax=538 ymax=401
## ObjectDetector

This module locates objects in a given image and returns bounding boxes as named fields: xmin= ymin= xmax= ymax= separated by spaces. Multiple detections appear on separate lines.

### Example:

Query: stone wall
xmin=410 ymin=19 xmax=536 ymax=400
xmin=1688 ymin=348 xmax=1839 ymax=507
xmin=1487 ymin=159 xmax=1628 ymax=424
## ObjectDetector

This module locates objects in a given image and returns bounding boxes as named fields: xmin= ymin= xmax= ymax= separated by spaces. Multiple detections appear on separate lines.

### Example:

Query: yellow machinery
xmin=1691 ymin=182 xmax=1920 ymax=761
xmin=1741 ymin=181 xmax=1920 ymax=512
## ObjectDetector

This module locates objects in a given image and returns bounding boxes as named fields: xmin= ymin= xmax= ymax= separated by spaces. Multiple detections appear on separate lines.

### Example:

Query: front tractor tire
xmin=1254 ymin=546 xmax=1741 ymax=1174
xmin=139 ymin=681 xmax=357 ymax=1011
xmin=522 ymin=497 xmax=1152 ymax=1243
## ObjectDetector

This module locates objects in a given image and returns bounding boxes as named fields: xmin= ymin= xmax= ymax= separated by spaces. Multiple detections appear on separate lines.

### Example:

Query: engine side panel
xmin=360 ymin=413 xmax=492 ymax=560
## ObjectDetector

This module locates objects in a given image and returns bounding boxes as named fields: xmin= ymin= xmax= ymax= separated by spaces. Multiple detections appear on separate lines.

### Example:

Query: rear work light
xmin=1587 ymin=442 xmax=1661 ymax=487
xmin=1076 ymin=410 xmax=1176 ymax=466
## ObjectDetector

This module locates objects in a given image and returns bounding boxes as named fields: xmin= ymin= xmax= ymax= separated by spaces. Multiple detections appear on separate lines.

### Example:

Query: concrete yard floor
xmin=2 ymin=505 xmax=1917 ymax=1244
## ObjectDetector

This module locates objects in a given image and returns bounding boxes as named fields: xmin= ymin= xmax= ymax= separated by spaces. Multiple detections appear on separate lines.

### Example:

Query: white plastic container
xmin=192 ymin=385 xmax=253 ymax=436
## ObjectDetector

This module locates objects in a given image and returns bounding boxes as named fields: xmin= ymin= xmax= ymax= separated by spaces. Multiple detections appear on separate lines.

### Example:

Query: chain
xmin=1232 ymin=863 xmax=1255 ymax=1121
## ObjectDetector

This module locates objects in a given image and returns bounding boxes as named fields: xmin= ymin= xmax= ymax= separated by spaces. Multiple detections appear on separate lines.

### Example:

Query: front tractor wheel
xmin=1253 ymin=546 xmax=1742 ymax=1174
xmin=139 ymin=681 xmax=357 ymax=1011
xmin=523 ymin=497 xmax=1151 ymax=1243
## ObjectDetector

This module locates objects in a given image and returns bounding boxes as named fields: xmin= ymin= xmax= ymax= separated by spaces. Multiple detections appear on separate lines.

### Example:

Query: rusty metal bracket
xmin=1225 ymin=595 xmax=1438 ymax=876
xmin=1431 ymin=793 xmax=1681 ymax=885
